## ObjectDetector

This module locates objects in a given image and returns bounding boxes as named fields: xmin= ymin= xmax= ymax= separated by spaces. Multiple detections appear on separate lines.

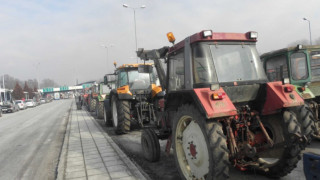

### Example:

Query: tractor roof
xmin=168 ymin=30 xmax=257 ymax=53
xmin=117 ymin=63 xmax=153 ymax=69
xmin=261 ymin=45 xmax=320 ymax=59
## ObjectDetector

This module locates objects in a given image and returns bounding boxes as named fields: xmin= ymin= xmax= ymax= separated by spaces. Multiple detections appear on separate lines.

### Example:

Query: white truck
xmin=54 ymin=92 xmax=60 ymax=100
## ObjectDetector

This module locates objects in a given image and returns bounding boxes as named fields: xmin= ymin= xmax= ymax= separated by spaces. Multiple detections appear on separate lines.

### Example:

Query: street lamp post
xmin=303 ymin=17 xmax=312 ymax=45
xmin=101 ymin=44 xmax=114 ymax=68
xmin=123 ymin=4 xmax=146 ymax=63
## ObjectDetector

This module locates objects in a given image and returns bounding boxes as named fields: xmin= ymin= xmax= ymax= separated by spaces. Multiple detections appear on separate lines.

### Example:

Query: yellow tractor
xmin=103 ymin=63 xmax=164 ymax=134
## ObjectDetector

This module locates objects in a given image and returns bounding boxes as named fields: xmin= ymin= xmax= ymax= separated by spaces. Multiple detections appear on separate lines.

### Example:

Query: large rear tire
xmin=89 ymin=98 xmax=97 ymax=112
xmin=96 ymin=102 xmax=104 ymax=119
xmin=111 ymin=96 xmax=131 ymax=134
xmin=172 ymin=105 xmax=229 ymax=180
xmin=141 ymin=129 xmax=160 ymax=162
xmin=292 ymin=104 xmax=315 ymax=146
xmin=259 ymin=110 xmax=302 ymax=178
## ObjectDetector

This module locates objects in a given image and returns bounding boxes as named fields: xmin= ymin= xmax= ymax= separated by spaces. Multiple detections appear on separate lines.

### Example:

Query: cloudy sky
xmin=0 ymin=0 xmax=319 ymax=86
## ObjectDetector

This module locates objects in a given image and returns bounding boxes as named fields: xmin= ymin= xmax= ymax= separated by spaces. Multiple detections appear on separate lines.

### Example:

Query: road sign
xmin=60 ymin=86 xmax=69 ymax=91
xmin=43 ymin=87 xmax=54 ymax=92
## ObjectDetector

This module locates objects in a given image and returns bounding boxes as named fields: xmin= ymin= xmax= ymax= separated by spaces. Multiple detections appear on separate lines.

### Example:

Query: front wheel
xmin=172 ymin=105 xmax=229 ymax=180
xmin=141 ymin=129 xmax=160 ymax=162
xmin=111 ymin=96 xmax=131 ymax=134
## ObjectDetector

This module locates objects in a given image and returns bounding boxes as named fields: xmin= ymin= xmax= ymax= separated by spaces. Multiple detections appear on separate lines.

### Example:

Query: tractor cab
xmin=261 ymin=45 xmax=317 ymax=99
xmin=106 ymin=63 xmax=162 ymax=100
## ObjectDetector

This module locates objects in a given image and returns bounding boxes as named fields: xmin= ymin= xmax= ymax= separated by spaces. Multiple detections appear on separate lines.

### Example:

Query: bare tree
xmin=41 ymin=78 xmax=58 ymax=88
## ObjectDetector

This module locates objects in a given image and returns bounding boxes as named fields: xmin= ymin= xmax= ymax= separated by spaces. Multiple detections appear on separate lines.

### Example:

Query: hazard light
xmin=284 ymin=86 xmax=293 ymax=93
xmin=212 ymin=92 xmax=225 ymax=100
xmin=167 ymin=32 xmax=176 ymax=44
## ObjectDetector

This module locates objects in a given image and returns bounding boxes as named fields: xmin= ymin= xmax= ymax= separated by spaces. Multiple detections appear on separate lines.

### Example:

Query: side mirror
xmin=138 ymin=65 xmax=153 ymax=73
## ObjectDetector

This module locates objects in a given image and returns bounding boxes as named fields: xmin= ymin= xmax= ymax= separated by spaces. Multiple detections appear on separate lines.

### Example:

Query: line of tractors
xmin=77 ymin=30 xmax=320 ymax=179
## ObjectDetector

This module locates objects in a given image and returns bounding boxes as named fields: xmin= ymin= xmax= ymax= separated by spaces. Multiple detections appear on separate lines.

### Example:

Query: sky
xmin=0 ymin=0 xmax=319 ymax=86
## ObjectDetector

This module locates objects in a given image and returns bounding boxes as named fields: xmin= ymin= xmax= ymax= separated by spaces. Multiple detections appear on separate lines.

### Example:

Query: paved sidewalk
xmin=57 ymin=103 xmax=147 ymax=180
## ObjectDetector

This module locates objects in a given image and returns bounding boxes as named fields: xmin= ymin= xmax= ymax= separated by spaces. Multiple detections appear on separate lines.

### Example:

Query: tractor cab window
xmin=310 ymin=51 xmax=320 ymax=81
xmin=210 ymin=44 xmax=266 ymax=83
xmin=118 ymin=71 xmax=128 ymax=88
xmin=168 ymin=51 xmax=184 ymax=91
xmin=265 ymin=55 xmax=288 ymax=81
xmin=192 ymin=44 xmax=218 ymax=84
xmin=128 ymin=70 xmax=151 ymax=90
xmin=290 ymin=52 xmax=308 ymax=80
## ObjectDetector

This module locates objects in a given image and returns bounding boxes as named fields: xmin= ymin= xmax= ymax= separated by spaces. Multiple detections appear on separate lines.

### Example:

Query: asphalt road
xmin=0 ymin=99 xmax=72 ymax=180
xmin=94 ymin=116 xmax=320 ymax=180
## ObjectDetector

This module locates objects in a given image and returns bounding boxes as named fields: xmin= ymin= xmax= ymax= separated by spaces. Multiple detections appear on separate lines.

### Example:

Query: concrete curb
xmin=56 ymin=102 xmax=73 ymax=180
xmin=88 ymin=111 xmax=151 ymax=180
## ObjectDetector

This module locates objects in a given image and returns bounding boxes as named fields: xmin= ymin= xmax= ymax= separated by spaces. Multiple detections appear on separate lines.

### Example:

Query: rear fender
xmin=194 ymin=88 xmax=237 ymax=119
xmin=104 ymin=99 xmax=111 ymax=119
xmin=294 ymin=85 xmax=315 ymax=99
xmin=262 ymin=82 xmax=304 ymax=115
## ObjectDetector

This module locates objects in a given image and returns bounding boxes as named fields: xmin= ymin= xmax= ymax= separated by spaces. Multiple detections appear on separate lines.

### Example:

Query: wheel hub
xmin=181 ymin=120 xmax=209 ymax=179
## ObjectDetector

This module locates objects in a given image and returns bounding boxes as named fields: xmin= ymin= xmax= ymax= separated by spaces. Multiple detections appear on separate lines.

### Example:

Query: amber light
xmin=212 ymin=92 xmax=225 ymax=100
xmin=167 ymin=32 xmax=176 ymax=44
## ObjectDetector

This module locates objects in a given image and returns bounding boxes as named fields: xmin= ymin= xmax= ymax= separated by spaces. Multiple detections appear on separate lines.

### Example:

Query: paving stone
xmin=106 ymin=164 xmax=128 ymax=173
xmin=86 ymin=162 xmax=105 ymax=170
xmin=65 ymin=177 xmax=87 ymax=180
xmin=104 ymin=160 xmax=125 ymax=167
xmin=85 ymin=158 xmax=103 ymax=164
xmin=87 ymin=167 xmax=108 ymax=176
xmin=66 ymin=165 xmax=85 ymax=173
xmin=68 ymin=160 xmax=85 ymax=166
xmin=109 ymin=171 xmax=131 ymax=179
xmin=87 ymin=173 xmax=111 ymax=180
xmin=102 ymin=156 xmax=120 ymax=162
xmin=65 ymin=171 xmax=86 ymax=179
xmin=101 ymin=152 xmax=117 ymax=157
xmin=116 ymin=176 xmax=137 ymax=180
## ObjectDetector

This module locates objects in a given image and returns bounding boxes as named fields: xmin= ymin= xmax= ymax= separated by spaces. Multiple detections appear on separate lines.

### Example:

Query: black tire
xmin=111 ymin=96 xmax=131 ymax=134
xmin=97 ymin=102 xmax=104 ymax=119
xmin=292 ymin=104 xmax=315 ymax=146
xmin=259 ymin=110 xmax=302 ymax=178
xmin=141 ymin=129 xmax=160 ymax=162
xmin=89 ymin=98 xmax=97 ymax=112
xmin=172 ymin=104 xmax=229 ymax=180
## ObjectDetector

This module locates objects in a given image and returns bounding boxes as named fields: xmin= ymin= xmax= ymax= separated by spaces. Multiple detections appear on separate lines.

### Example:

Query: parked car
xmin=2 ymin=101 xmax=19 ymax=113
xmin=25 ymin=99 xmax=36 ymax=108
xmin=40 ymin=98 xmax=46 ymax=104
xmin=15 ymin=100 xmax=27 ymax=110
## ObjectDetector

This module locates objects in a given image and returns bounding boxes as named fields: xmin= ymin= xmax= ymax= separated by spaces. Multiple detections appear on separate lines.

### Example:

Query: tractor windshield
xmin=310 ymin=50 xmax=320 ymax=81
xmin=290 ymin=52 xmax=308 ymax=80
xmin=209 ymin=44 xmax=266 ymax=83
xmin=128 ymin=70 xmax=151 ymax=90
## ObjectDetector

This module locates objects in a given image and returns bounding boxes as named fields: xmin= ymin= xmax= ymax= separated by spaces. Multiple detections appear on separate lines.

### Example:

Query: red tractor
xmin=137 ymin=30 xmax=307 ymax=179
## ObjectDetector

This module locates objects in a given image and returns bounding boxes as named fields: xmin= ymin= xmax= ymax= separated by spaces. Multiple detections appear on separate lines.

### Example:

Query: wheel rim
xmin=112 ymin=99 xmax=118 ymax=127
xmin=175 ymin=115 xmax=209 ymax=179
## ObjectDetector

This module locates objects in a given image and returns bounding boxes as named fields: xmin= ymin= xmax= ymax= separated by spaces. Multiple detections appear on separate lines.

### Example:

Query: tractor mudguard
xmin=294 ymin=85 xmax=315 ymax=100
xmin=262 ymin=81 xmax=304 ymax=115
xmin=194 ymin=88 xmax=237 ymax=119
xmin=104 ymin=98 xmax=111 ymax=119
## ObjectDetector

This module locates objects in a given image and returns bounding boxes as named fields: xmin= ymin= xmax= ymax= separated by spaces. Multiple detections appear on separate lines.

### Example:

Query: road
xmin=94 ymin=116 xmax=320 ymax=180
xmin=0 ymin=99 xmax=72 ymax=180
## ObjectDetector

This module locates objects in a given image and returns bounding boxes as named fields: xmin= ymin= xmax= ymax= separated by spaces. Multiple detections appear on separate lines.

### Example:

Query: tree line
xmin=0 ymin=74 xmax=58 ymax=100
